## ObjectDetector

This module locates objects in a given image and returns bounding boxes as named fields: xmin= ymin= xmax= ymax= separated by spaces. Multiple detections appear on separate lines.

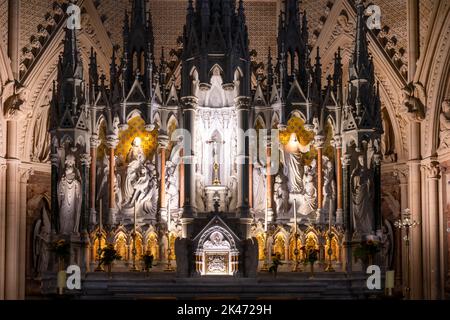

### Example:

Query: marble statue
xmin=57 ymin=154 xmax=82 ymax=234
xmin=124 ymin=137 xmax=146 ymax=203
xmin=285 ymin=150 xmax=304 ymax=193
xmin=166 ymin=161 xmax=179 ymax=208
xmin=252 ymin=163 xmax=266 ymax=212
xmin=195 ymin=174 xmax=206 ymax=211
xmin=381 ymin=221 xmax=394 ymax=269
xmin=31 ymin=104 xmax=51 ymax=163
xmin=129 ymin=166 xmax=151 ymax=204
xmin=351 ymin=155 xmax=375 ymax=235
xmin=299 ymin=159 xmax=317 ymax=216
xmin=273 ymin=174 xmax=289 ymax=217
xmin=438 ymin=100 xmax=450 ymax=150
xmin=142 ymin=160 xmax=158 ymax=217
xmin=97 ymin=155 xmax=122 ymax=210
xmin=33 ymin=204 xmax=50 ymax=276
xmin=381 ymin=110 xmax=395 ymax=161
xmin=322 ymin=157 xmax=336 ymax=220
xmin=227 ymin=175 xmax=238 ymax=211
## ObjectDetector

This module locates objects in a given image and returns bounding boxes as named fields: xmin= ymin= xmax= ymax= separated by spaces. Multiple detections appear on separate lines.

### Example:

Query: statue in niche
xmin=438 ymin=100 xmax=450 ymax=150
xmin=142 ymin=160 xmax=158 ymax=217
xmin=33 ymin=203 xmax=51 ymax=277
xmin=195 ymin=174 xmax=206 ymax=211
xmin=273 ymin=174 xmax=289 ymax=217
xmin=322 ymin=157 xmax=336 ymax=220
xmin=299 ymin=159 xmax=317 ymax=216
xmin=97 ymin=155 xmax=122 ymax=210
xmin=351 ymin=155 xmax=375 ymax=235
xmin=381 ymin=110 xmax=396 ymax=162
xmin=252 ymin=162 xmax=266 ymax=212
xmin=124 ymin=137 xmax=146 ymax=204
xmin=58 ymin=154 xmax=81 ymax=234
xmin=166 ymin=161 xmax=179 ymax=209
xmin=285 ymin=150 xmax=304 ymax=193
xmin=227 ymin=175 xmax=238 ymax=211
xmin=31 ymin=104 xmax=51 ymax=163
xmin=380 ymin=220 xmax=394 ymax=269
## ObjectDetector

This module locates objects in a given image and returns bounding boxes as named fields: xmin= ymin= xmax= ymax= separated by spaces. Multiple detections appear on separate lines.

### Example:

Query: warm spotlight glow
xmin=133 ymin=137 xmax=142 ymax=147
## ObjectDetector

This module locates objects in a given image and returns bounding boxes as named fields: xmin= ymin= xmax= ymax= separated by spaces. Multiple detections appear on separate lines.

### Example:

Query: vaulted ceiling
xmin=0 ymin=0 xmax=435 ymax=69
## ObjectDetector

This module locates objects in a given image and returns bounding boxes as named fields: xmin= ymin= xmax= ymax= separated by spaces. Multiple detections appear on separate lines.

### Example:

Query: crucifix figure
xmin=206 ymin=132 xmax=225 ymax=185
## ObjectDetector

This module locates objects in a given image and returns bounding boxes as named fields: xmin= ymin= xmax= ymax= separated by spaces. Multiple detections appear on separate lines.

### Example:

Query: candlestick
xmin=95 ymin=199 xmax=105 ymax=272
xmin=293 ymin=199 xmax=297 ymax=234
xmin=130 ymin=203 xmax=139 ymax=272
xmin=99 ymin=198 xmax=103 ymax=230
xmin=167 ymin=197 xmax=171 ymax=231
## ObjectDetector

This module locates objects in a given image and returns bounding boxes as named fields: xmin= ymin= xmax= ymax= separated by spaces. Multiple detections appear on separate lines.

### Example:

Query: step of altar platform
xmin=40 ymin=271 xmax=382 ymax=300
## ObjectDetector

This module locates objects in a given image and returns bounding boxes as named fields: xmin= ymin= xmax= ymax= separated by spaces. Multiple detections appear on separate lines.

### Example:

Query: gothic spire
xmin=122 ymin=0 xmax=155 ymax=96
xmin=349 ymin=0 xmax=371 ymax=81
xmin=131 ymin=0 xmax=147 ymax=29
xmin=61 ymin=25 xmax=83 ymax=81
xmin=182 ymin=0 xmax=251 ymax=96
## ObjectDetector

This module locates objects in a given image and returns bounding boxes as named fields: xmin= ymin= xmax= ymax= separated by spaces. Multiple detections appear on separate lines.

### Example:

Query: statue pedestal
xmin=204 ymin=185 xmax=228 ymax=212
xmin=121 ymin=207 xmax=135 ymax=225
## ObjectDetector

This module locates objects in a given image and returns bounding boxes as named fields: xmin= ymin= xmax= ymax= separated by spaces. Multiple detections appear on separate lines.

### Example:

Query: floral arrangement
xmin=353 ymin=239 xmax=380 ymax=262
xmin=99 ymin=244 xmax=122 ymax=267
xmin=269 ymin=253 xmax=284 ymax=275
xmin=142 ymin=251 xmax=154 ymax=272
xmin=301 ymin=247 xmax=319 ymax=265
xmin=51 ymin=239 xmax=70 ymax=259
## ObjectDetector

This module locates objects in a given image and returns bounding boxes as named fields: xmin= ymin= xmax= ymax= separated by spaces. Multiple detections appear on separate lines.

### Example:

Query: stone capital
xmin=331 ymin=135 xmax=343 ymax=149
xmin=181 ymin=96 xmax=199 ymax=110
xmin=51 ymin=154 xmax=60 ymax=167
xmin=80 ymin=153 xmax=92 ymax=167
xmin=158 ymin=135 xmax=170 ymax=149
xmin=342 ymin=154 xmax=352 ymax=167
xmin=394 ymin=165 xmax=409 ymax=184
xmin=424 ymin=161 xmax=441 ymax=180
xmin=314 ymin=135 xmax=326 ymax=148
xmin=19 ymin=167 xmax=34 ymax=183
xmin=106 ymin=135 xmax=119 ymax=149
xmin=235 ymin=96 xmax=251 ymax=110
xmin=90 ymin=136 xmax=101 ymax=149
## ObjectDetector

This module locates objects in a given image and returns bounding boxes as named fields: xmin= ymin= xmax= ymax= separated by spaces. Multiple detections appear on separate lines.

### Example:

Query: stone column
xmin=249 ymin=163 xmax=253 ymax=209
xmin=395 ymin=167 xmax=408 ymax=290
xmin=106 ymin=136 xmax=118 ymax=226
xmin=333 ymin=136 xmax=343 ymax=225
xmin=51 ymin=153 xmax=60 ymax=233
xmin=80 ymin=154 xmax=91 ymax=273
xmin=373 ymin=153 xmax=382 ymax=232
xmin=89 ymin=137 xmax=100 ymax=225
xmin=8 ymin=0 xmax=19 ymax=78
xmin=407 ymin=0 xmax=423 ymax=299
xmin=342 ymin=153 xmax=352 ymax=274
xmin=425 ymin=161 xmax=441 ymax=299
xmin=158 ymin=135 xmax=169 ymax=222
xmin=5 ymin=120 xmax=21 ymax=299
xmin=180 ymin=97 xmax=198 ymax=238
xmin=179 ymin=149 xmax=184 ymax=208
xmin=315 ymin=135 xmax=325 ymax=224
xmin=0 ymin=163 xmax=7 ymax=300
xmin=236 ymin=97 xmax=251 ymax=239
xmin=19 ymin=168 xmax=33 ymax=299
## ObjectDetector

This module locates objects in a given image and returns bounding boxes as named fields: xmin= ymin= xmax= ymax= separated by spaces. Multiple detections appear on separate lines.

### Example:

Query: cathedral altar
xmin=42 ymin=0 xmax=387 ymax=290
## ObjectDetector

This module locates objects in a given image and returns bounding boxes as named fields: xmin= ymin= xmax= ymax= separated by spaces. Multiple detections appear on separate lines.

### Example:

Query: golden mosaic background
xmin=116 ymin=117 xmax=159 ymax=163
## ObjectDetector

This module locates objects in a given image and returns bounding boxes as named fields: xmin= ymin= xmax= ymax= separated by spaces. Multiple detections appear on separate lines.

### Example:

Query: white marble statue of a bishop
xmin=57 ymin=154 xmax=82 ymax=234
